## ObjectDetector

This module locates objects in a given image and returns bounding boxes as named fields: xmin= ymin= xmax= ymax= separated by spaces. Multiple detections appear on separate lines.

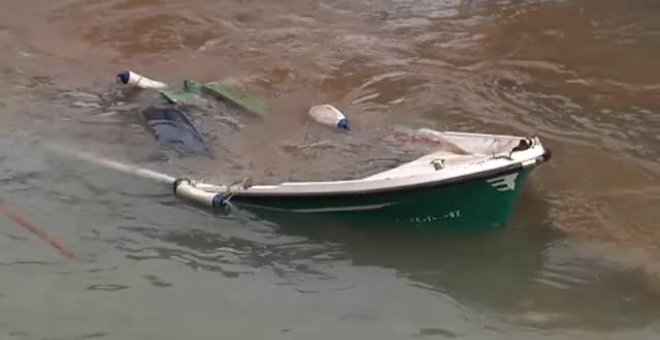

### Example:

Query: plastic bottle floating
xmin=308 ymin=104 xmax=350 ymax=130
xmin=116 ymin=70 xmax=168 ymax=90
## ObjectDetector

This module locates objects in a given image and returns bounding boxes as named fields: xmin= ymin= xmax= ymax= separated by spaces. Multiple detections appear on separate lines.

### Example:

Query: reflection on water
xmin=112 ymin=188 xmax=660 ymax=331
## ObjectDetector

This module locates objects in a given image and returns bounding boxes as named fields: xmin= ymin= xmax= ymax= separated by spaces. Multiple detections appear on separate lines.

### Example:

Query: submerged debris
xmin=141 ymin=105 xmax=212 ymax=157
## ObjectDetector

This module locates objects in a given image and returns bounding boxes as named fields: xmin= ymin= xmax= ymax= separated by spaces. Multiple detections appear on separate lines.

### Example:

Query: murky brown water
xmin=2 ymin=0 xmax=660 ymax=338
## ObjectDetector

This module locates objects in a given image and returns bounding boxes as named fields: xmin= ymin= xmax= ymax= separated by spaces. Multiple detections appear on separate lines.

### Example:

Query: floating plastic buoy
xmin=116 ymin=70 xmax=168 ymax=90
xmin=308 ymin=104 xmax=350 ymax=130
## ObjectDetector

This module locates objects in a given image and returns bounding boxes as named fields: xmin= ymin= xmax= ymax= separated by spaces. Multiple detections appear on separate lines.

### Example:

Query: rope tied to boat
xmin=173 ymin=176 xmax=252 ymax=209
xmin=213 ymin=176 xmax=253 ymax=208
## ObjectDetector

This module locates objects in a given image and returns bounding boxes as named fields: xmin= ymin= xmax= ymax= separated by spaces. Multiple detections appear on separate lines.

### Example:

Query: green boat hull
xmin=231 ymin=167 xmax=534 ymax=228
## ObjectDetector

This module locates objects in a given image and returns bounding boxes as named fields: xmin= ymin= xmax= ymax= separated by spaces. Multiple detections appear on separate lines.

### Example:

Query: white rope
xmin=45 ymin=144 xmax=177 ymax=185
xmin=44 ymin=144 xmax=248 ymax=210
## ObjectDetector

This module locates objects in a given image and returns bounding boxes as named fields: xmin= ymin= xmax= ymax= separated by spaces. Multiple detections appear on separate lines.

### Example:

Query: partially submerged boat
xmin=174 ymin=128 xmax=550 ymax=228
xmin=141 ymin=105 xmax=212 ymax=157
xmin=118 ymin=70 xmax=268 ymax=157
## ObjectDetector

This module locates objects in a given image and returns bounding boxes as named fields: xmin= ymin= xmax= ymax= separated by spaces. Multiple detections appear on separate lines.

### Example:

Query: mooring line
xmin=0 ymin=201 xmax=78 ymax=261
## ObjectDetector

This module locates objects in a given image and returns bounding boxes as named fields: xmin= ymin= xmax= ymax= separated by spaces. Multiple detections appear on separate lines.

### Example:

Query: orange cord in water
xmin=0 ymin=201 xmax=78 ymax=261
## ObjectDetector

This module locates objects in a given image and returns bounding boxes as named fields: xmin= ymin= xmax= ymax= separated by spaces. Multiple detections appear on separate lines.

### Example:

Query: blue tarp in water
xmin=141 ymin=105 xmax=212 ymax=157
